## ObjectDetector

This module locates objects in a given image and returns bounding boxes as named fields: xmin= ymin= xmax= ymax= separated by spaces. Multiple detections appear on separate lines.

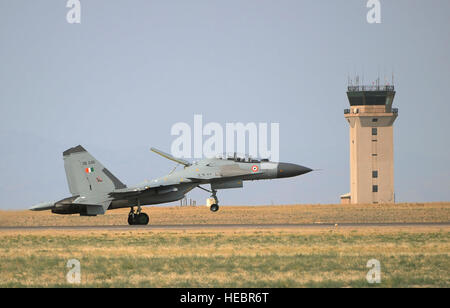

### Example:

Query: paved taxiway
xmin=0 ymin=222 xmax=449 ymax=231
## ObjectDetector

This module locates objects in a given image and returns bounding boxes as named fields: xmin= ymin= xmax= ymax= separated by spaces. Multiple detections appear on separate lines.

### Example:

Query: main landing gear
xmin=128 ymin=205 xmax=149 ymax=225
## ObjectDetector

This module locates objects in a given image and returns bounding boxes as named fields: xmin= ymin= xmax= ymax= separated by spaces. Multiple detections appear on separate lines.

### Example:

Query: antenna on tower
xmin=377 ymin=65 xmax=380 ymax=87
xmin=362 ymin=68 xmax=364 ymax=87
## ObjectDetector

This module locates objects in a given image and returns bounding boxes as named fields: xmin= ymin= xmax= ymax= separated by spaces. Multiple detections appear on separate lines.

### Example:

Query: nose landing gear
xmin=207 ymin=189 xmax=219 ymax=212
xmin=198 ymin=186 xmax=221 ymax=212
xmin=210 ymin=203 xmax=219 ymax=212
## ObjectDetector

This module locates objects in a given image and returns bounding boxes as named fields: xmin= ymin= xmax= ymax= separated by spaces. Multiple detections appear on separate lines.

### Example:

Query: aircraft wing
xmin=108 ymin=182 xmax=192 ymax=198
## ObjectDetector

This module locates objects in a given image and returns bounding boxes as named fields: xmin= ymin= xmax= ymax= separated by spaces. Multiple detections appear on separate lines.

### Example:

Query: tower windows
xmin=372 ymin=185 xmax=378 ymax=193
xmin=372 ymin=128 xmax=378 ymax=136
xmin=372 ymin=118 xmax=378 ymax=122
xmin=373 ymin=171 xmax=378 ymax=178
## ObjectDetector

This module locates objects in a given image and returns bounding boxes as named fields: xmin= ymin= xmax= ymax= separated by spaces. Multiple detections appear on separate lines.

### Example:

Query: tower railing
xmin=348 ymin=85 xmax=394 ymax=92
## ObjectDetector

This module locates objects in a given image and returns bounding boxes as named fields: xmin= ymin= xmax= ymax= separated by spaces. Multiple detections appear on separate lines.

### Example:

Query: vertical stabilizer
xmin=63 ymin=145 xmax=126 ymax=196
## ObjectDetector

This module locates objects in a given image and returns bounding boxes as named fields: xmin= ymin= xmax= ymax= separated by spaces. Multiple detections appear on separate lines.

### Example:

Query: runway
xmin=0 ymin=222 xmax=449 ymax=231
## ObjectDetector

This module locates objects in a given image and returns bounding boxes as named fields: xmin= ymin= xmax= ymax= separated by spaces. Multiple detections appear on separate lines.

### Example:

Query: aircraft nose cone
xmin=277 ymin=163 xmax=312 ymax=178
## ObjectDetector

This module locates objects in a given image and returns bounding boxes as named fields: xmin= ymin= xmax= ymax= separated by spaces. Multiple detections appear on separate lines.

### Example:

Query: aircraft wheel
xmin=210 ymin=204 xmax=219 ymax=212
xmin=128 ymin=214 xmax=136 ymax=225
xmin=128 ymin=210 xmax=149 ymax=225
xmin=137 ymin=213 xmax=149 ymax=225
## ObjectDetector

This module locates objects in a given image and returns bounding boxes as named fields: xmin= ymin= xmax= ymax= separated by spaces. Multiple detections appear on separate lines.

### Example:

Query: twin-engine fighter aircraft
xmin=30 ymin=146 xmax=312 ymax=225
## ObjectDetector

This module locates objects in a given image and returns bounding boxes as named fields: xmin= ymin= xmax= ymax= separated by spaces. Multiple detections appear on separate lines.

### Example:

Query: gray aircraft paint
xmin=30 ymin=146 xmax=312 ymax=219
xmin=63 ymin=145 xmax=126 ymax=195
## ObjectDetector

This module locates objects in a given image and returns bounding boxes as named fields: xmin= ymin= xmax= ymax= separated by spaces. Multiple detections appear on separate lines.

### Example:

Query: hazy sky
xmin=0 ymin=0 xmax=449 ymax=209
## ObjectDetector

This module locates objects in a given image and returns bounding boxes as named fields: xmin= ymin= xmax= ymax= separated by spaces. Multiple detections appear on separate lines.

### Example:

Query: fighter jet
xmin=30 ymin=145 xmax=312 ymax=225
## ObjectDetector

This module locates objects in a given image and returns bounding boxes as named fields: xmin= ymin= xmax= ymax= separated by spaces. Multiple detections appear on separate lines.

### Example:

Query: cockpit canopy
xmin=215 ymin=153 xmax=270 ymax=163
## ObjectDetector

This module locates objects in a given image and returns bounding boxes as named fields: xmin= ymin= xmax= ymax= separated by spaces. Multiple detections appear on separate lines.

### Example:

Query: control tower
xmin=341 ymin=83 xmax=398 ymax=204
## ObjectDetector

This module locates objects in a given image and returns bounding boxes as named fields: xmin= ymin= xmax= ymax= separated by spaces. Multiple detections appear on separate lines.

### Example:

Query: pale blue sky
xmin=0 ymin=0 xmax=449 ymax=209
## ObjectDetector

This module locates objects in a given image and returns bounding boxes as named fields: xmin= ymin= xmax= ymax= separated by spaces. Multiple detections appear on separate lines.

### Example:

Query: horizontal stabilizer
xmin=29 ymin=202 xmax=55 ymax=211
xmin=75 ymin=204 xmax=108 ymax=216
xmin=72 ymin=194 xmax=111 ymax=214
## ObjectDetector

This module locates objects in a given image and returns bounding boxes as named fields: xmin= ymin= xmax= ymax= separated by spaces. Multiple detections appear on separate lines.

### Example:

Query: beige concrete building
xmin=341 ymin=85 xmax=398 ymax=204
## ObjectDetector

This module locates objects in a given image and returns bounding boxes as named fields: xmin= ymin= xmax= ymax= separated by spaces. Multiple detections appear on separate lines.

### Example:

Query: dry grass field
xmin=0 ymin=227 xmax=448 ymax=287
xmin=0 ymin=203 xmax=449 ymax=288
xmin=0 ymin=202 xmax=449 ymax=227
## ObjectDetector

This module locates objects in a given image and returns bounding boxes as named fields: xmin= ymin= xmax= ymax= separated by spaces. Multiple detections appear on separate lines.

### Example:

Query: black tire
xmin=128 ymin=214 xmax=135 ymax=225
xmin=210 ymin=204 xmax=219 ymax=212
xmin=136 ymin=213 xmax=149 ymax=225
